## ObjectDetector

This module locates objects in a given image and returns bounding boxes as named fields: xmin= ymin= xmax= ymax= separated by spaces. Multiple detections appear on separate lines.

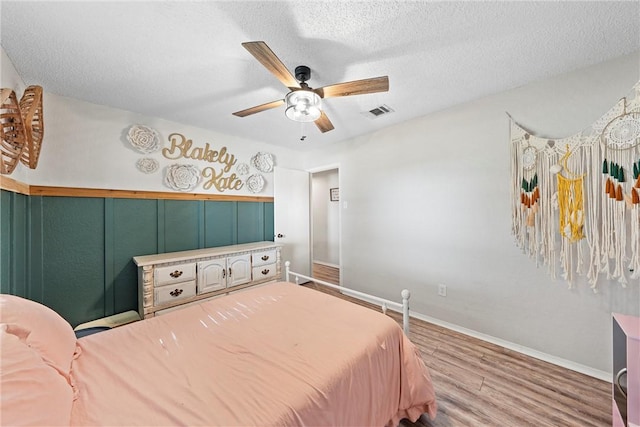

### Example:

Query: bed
xmin=1 ymin=280 xmax=437 ymax=426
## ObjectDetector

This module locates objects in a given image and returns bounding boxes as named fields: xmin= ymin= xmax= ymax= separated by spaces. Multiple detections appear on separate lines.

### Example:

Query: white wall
xmin=301 ymin=52 xmax=640 ymax=374
xmin=1 ymin=47 xmax=301 ymax=195
xmin=1 ymin=48 xmax=25 ymax=96
xmin=311 ymin=169 xmax=339 ymax=266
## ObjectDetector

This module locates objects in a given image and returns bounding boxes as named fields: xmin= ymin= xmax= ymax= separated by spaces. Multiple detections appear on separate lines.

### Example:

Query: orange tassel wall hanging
xmin=520 ymin=173 xmax=538 ymax=226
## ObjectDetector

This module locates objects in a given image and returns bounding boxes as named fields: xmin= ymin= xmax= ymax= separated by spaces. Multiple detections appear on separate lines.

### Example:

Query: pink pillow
xmin=0 ymin=327 xmax=74 ymax=426
xmin=0 ymin=294 xmax=78 ymax=379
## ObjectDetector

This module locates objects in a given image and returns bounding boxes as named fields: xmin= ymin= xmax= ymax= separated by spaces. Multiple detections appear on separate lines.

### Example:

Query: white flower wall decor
xmin=236 ymin=163 xmax=250 ymax=175
xmin=164 ymin=163 xmax=201 ymax=191
xmin=246 ymin=174 xmax=265 ymax=193
xmin=250 ymin=152 xmax=274 ymax=173
xmin=136 ymin=158 xmax=159 ymax=174
xmin=127 ymin=124 xmax=161 ymax=153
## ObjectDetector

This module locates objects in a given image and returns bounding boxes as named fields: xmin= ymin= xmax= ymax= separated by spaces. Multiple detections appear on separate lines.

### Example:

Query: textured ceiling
xmin=2 ymin=1 xmax=639 ymax=151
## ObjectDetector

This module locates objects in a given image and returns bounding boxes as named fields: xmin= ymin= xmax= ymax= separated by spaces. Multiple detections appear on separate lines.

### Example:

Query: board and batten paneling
xmin=238 ymin=202 xmax=266 ymax=244
xmin=0 ymin=189 xmax=274 ymax=327
xmin=162 ymin=200 xmax=202 ymax=253
xmin=204 ymin=201 xmax=237 ymax=247
xmin=39 ymin=197 xmax=107 ymax=327
xmin=112 ymin=198 xmax=159 ymax=315
xmin=0 ymin=191 xmax=29 ymax=297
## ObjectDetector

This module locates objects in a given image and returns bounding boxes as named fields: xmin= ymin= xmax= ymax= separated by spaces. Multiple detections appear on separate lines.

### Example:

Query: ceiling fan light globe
xmin=307 ymin=105 xmax=321 ymax=117
xmin=294 ymin=101 xmax=308 ymax=112
xmin=285 ymin=90 xmax=321 ymax=122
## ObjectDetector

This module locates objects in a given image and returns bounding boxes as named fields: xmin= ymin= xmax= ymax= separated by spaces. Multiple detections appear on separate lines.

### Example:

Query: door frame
xmin=308 ymin=163 xmax=341 ymax=283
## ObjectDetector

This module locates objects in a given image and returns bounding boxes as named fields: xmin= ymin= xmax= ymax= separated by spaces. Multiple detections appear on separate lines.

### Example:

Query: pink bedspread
xmin=70 ymin=282 xmax=437 ymax=426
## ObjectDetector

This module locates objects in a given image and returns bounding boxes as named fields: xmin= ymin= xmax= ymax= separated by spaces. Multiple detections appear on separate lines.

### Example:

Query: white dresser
xmin=134 ymin=242 xmax=282 ymax=319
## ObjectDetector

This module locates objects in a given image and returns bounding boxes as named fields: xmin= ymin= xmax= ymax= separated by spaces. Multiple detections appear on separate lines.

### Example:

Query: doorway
xmin=310 ymin=168 xmax=340 ymax=277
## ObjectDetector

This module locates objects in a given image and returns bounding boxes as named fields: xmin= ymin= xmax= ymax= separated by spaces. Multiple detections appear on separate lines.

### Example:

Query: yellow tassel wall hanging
xmin=557 ymin=173 xmax=585 ymax=242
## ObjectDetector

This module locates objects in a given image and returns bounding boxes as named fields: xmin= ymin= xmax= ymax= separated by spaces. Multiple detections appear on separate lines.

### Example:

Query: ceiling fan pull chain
xmin=300 ymin=121 xmax=307 ymax=141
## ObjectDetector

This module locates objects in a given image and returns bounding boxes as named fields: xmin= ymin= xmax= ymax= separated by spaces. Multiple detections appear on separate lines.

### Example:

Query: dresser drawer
xmin=252 ymin=264 xmax=278 ymax=281
xmin=155 ymin=293 xmax=223 ymax=316
xmin=154 ymin=263 xmax=196 ymax=286
xmin=154 ymin=280 xmax=196 ymax=306
xmin=252 ymin=249 xmax=277 ymax=267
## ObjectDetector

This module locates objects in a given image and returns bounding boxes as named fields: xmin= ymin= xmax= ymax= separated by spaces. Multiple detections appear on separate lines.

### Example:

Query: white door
xmin=274 ymin=166 xmax=311 ymax=279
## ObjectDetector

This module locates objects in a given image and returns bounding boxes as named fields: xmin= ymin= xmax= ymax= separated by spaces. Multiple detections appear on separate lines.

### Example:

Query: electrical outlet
xmin=438 ymin=284 xmax=447 ymax=297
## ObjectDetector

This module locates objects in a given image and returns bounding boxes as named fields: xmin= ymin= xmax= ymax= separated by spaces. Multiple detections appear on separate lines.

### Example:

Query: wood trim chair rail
xmin=0 ymin=176 xmax=273 ymax=202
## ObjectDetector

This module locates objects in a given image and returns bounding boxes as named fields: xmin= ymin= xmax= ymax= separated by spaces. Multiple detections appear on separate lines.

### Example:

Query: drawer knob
xmin=169 ymin=289 xmax=183 ymax=297
xmin=261 ymin=255 xmax=269 ymax=261
xmin=261 ymin=269 xmax=269 ymax=275
xmin=169 ymin=270 xmax=183 ymax=278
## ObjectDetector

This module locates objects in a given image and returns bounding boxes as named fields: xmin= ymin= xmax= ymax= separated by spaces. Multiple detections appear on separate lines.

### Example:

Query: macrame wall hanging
xmin=510 ymin=81 xmax=640 ymax=291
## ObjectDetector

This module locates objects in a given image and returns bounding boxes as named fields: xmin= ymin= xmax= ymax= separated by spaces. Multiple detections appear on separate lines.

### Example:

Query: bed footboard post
xmin=285 ymin=261 xmax=290 ymax=282
xmin=401 ymin=289 xmax=410 ymax=335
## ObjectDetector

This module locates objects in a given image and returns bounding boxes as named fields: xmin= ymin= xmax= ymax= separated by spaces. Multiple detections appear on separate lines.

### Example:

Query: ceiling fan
xmin=232 ymin=41 xmax=389 ymax=133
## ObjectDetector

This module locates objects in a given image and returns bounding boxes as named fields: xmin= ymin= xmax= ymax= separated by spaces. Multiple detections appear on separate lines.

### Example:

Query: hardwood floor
xmin=308 ymin=263 xmax=611 ymax=427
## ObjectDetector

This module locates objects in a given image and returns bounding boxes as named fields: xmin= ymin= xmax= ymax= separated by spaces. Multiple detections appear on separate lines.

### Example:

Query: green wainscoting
xmin=0 ymin=191 xmax=29 ymax=297
xmin=0 ymin=190 xmax=274 ymax=327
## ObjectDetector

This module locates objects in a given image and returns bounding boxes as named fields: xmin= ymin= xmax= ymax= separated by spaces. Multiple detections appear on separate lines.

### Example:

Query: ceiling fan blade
xmin=232 ymin=99 xmax=285 ymax=117
xmin=314 ymin=111 xmax=334 ymax=133
xmin=315 ymin=76 xmax=389 ymax=99
xmin=242 ymin=41 xmax=300 ymax=89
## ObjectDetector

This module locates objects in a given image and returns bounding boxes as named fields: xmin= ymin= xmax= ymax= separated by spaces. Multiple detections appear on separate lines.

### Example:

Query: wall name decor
xmin=201 ymin=167 xmax=243 ymax=192
xmin=127 ymin=126 xmax=273 ymax=194
xmin=162 ymin=133 xmax=237 ymax=172
xmin=162 ymin=132 xmax=243 ymax=192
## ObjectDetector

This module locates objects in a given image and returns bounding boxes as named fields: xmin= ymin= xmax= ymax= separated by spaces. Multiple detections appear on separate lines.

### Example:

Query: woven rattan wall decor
xmin=510 ymin=81 xmax=640 ymax=290
xmin=0 ymin=85 xmax=44 ymax=174
xmin=1 ymin=88 xmax=27 ymax=174
xmin=19 ymin=85 xmax=44 ymax=169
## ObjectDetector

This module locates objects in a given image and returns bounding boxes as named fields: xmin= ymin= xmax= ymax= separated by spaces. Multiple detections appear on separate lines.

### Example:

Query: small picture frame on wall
xmin=330 ymin=187 xmax=339 ymax=201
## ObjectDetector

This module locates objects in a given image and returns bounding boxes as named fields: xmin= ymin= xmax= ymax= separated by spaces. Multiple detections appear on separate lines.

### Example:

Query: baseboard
xmin=341 ymin=290 xmax=611 ymax=382
xmin=312 ymin=260 xmax=339 ymax=269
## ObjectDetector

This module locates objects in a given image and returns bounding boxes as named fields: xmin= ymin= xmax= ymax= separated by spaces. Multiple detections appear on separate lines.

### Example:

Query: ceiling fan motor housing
xmin=295 ymin=65 xmax=311 ymax=83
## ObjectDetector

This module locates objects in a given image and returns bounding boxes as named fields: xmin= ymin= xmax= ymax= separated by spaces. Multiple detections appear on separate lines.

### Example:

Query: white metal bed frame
xmin=284 ymin=261 xmax=411 ymax=334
